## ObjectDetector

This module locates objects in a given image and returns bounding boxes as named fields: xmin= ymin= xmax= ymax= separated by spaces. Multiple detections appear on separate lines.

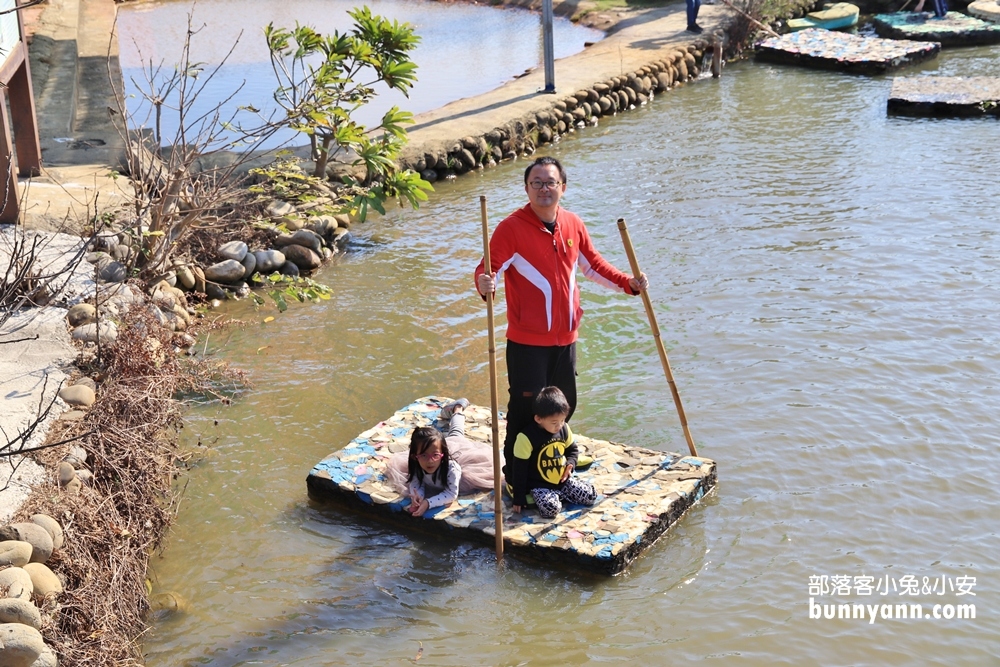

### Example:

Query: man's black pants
xmin=502 ymin=340 xmax=577 ymax=476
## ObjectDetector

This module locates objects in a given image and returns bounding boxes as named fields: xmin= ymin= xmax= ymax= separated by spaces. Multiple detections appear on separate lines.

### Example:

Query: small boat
xmin=788 ymin=3 xmax=861 ymax=31
xmin=969 ymin=0 xmax=1000 ymax=24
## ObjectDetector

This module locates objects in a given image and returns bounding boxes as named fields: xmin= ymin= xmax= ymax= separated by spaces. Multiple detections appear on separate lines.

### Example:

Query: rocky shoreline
xmin=400 ymin=43 xmax=718 ymax=182
xmin=0 ymin=513 xmax=71 ymax=666
xmin=396 ymin=3 xmax=742 ymax=180
xmin=1 ymin=220 xmax=265 ymax=664
xmin=81 ymin=199 xmax=353 ymax=312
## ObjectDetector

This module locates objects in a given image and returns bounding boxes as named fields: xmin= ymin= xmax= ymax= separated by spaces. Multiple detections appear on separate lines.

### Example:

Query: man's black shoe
xmin=687 ymin=23 xmax=704 ymax=33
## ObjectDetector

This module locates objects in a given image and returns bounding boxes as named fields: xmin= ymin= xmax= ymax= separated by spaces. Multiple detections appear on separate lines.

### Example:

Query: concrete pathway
xmin=0 ymin=229 xmax=93 ymax=521
xmin=3 ymin=0 xmax=120 ymax=517
xmin=403 ymin=3 xmax=731 ymax=160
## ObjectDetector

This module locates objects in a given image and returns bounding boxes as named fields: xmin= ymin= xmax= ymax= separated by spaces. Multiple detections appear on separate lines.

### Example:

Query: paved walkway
xmin=402 ymin=4 xmax=731 ymax=159
xmin=0 ymin=229 xmax=92 ymax=521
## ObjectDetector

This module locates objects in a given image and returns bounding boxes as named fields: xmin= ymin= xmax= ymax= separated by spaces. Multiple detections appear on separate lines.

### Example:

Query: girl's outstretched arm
xmin=423 ymin=461 xmax=463 ymax=509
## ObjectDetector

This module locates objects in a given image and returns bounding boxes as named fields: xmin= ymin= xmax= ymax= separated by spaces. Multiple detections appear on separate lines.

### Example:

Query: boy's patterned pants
xmin=531 ymin=477 xmax=597 ymax=518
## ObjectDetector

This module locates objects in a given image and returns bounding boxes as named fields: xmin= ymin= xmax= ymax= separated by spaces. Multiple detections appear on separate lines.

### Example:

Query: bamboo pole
xmin=617 ymin=218 xmax=699 ymax=457
xmin=480 ymin=196 xmax=504 ymax=561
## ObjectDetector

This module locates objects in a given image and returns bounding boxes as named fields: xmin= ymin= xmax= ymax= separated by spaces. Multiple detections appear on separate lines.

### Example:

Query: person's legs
xmin=687 ymin=0 xmax=703 ymax=30
xmin=446 ymin=411 xmax=466 ymax=439
xmin=503 ymin=341 xmax=577 ymax=476
xmin=503 ymin=341 xmax=552 ymax=475
xmin=531 ymin=487 xmax=562 ymax=518
xmin=441 ymin=398 xmax=469 ymax=438
xmin=558 ymin=477 xmax=597 ymax=507
xmin=547 ymin=343 xmax=577 ymax=422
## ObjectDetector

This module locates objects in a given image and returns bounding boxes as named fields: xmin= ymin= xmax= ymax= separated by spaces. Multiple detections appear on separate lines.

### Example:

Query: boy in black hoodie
xmin=509 ymin=386 xmax=598 ymax=518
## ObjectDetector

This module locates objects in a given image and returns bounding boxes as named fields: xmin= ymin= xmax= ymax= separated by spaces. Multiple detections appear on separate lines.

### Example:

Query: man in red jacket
xmin=475 ymin=156 xmax=648 ymax=475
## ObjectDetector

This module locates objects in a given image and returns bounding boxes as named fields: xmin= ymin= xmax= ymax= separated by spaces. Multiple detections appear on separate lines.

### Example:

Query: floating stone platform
xmin=873 ymin=11 xmax=1000 ymax=46
xmin=306 ymin=397 xmax=717 ymax=575
xmin=968 ymin=0 xmax=1000 ymax=23
xmin=888 ymin=76 xmax=1000 ymax=116
xmin=756 ymin=28 xmax=940 ymax=74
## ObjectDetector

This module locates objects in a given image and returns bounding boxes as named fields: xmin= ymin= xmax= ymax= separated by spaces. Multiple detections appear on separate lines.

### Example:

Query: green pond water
xmin=144 ymin=42 xmax=1000 ymax=665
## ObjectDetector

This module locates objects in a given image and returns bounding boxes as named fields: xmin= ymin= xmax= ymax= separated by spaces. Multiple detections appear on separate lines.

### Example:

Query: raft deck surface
xmin=306 ymin=397 xmax=717 ymax=575
xmin=873 ymin=11 xmax=1000 ymax=46
xmin=888 ymin=76 xmax=1000 ymax=116
xmin=756 ymin=29 xmax=940 ymax=74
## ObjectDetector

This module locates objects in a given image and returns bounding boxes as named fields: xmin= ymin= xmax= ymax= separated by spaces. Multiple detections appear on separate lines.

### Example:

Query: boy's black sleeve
xmin=563 ymin=425 xmax=579 ymax=470
xmin=511 ymin=431 xmax=533 ymax=506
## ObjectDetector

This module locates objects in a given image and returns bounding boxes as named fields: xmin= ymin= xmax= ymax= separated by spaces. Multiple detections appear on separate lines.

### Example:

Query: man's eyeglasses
xmin=528 ymin=181 xmax=563 ymax=190
xmin=416 ymin=451 xmax=444 ymax=462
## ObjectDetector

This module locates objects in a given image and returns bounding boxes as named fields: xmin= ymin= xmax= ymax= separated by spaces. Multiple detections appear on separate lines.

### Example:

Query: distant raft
xmin=306 ymin=397 xmax=717 ymax=575
xmin=756 ymin=28 xmax=940 ymax=74
xmin=888 ymin=76 xmax=1000 ymax=117
xmin=873 ymin=11 xmax=1000 ymax=46
xmin=788 ymin=3 xmax=860 ymax=31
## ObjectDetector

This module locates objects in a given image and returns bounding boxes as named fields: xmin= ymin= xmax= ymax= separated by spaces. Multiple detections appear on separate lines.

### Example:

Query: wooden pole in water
xmin=617 ymin=218 xmax=699 ymax=458
xmin=480 ymin=196 xmax=505 ymax=562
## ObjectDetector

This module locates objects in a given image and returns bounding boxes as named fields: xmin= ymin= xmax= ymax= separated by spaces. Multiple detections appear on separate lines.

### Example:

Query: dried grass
xmin=17 ymin=301 xmax=247 ymax=666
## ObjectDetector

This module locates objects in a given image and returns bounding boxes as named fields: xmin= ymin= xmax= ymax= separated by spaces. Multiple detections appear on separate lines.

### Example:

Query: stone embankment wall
xmin=0 ymin=513 xmax=68 ymax=666
xmin=398 ymin=39 xmax=716 ymax=181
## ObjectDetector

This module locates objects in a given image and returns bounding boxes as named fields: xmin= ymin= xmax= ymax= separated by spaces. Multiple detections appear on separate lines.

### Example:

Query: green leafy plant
xmin=250 ymin=273 xmax=334 ymax=312
xmin=264 ymin=8 xmax=432 ymax=220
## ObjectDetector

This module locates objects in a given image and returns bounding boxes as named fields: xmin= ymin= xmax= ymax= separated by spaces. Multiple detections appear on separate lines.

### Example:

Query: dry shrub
xmin=18 ymin=301 xmax=247 ymax=666
xmin=716 ymin=0 xmax=777 ymax=55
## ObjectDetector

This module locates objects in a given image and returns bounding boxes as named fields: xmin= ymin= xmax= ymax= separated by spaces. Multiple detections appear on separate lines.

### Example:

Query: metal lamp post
xmin=542 ymin=0 xmax=556 ymax=93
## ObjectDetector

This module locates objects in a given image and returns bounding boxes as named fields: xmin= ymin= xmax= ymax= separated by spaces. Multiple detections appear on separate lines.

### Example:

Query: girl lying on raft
xmin=384 ymin=399 xmax=499 ymax=516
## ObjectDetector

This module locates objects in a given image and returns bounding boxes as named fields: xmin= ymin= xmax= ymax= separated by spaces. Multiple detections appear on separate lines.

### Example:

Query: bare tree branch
xmin=0 ymin=0 xmax=45 ymax=17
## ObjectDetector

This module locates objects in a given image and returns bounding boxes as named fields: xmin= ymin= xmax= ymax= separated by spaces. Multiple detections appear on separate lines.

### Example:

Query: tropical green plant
xmin=249 ymin=273 xmax=334 ymax=312
xmin=265 ymin=8 xmax=432 ymax=220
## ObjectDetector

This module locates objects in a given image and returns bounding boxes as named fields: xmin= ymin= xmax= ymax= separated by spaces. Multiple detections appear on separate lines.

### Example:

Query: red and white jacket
xmin=475 ymin=205 xmax=637 ymax=347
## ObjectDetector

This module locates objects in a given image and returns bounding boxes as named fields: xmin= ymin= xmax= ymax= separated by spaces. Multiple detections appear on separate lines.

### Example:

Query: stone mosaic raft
xmin=888 ymin=76 xmax=1000 ymax=116
xmin=756 ymin=28 xmax=940 ymax=74
xmin=306 ymin=397 xmax=717 ymax=575
xmin=873 ymin=11 xmax=1000 ymax=46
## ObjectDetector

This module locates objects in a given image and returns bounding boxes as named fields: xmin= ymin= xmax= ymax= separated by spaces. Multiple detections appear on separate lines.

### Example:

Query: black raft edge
xmin=306 ymin=468 xmax=718 ymax=577
xmin=873 ymin=23 xmax=1000 ymax=47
